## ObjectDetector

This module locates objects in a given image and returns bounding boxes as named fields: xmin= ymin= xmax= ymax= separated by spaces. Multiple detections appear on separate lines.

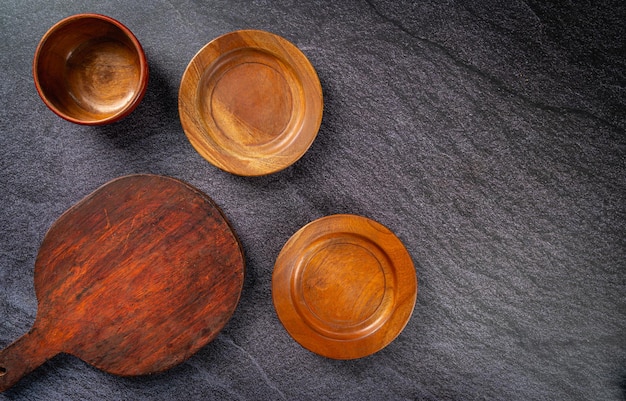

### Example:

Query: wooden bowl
xmin=33 ymin=14 xmax=149 ymax=125
xmin=272 ymin=214 xmax=417 ymax=359
xmin=179 ymin=30 xmax=323 ymax=176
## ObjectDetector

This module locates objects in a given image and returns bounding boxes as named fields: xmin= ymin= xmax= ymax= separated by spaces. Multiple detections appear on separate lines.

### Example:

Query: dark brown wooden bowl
xmin=33 ymin=14 xmax=149 ymax=125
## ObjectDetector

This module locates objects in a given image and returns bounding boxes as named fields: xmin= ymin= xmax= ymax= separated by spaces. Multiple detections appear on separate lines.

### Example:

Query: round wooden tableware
xmin=272 ymin=214 xmax=417 ymax=359
xmin=0 ymin=175 xmax=244 ymax=392
xmin=33 ymin=14 xmax=148 ymax=125
xmin=178 ymin=30 xmax=323 ymax=176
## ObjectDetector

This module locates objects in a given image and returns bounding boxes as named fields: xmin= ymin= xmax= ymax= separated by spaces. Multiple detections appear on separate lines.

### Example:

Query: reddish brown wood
xmin=179 ymin=30 xmax=323 ymax=176
xmin=272 ymin=214 xmax=417 ymax=359
xmin=33 ymin=14 xmax=148 ymax=125
xmin=0 ymin=175 xmax=244 ymax=392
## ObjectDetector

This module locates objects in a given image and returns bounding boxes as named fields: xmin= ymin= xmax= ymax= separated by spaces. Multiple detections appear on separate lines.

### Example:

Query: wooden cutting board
xmin=0 ymin=174 xmax=245 ymax=392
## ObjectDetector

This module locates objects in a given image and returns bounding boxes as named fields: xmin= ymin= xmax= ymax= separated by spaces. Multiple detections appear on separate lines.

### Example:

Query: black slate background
xmin=1 ymin=1 xmax=625 ymax=400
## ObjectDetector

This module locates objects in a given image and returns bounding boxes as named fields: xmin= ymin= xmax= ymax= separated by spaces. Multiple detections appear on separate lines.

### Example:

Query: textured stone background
xmin=1 ymin=1 xmax=625 ymax=400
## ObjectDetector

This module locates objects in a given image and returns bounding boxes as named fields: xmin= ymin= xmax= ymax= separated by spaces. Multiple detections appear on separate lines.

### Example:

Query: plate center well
xmin=211 ymin=62 xmax=292 ymax=147
xmin=301 ymin=243 xmax=385 ymax=327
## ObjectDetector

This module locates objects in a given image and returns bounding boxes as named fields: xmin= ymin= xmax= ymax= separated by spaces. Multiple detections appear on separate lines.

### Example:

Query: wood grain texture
xmin=0 ymin=174 xmax=244 ymax=392
xmin=178 ymin=29 xmax=323 ymax=176
xmin=272 ymin=214 xmax=417 ymax=359
xmin=33 ymin=14 xmax=148 ymax=125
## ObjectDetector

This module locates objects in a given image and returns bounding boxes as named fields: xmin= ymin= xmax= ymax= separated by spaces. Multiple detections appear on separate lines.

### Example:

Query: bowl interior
xmin=35 ymin=16 xmax=146 ymax=124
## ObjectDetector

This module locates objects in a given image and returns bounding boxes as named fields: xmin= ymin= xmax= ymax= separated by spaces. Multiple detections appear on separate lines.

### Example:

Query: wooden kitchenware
xmin=179 ymin=30 xmax=323 ymax=176
xmin=0 ymin=175 xmax=244 ymax=392
xmin=272 ymin=214 xmax=417 ymax=359
xmin=33 ymin=14 xmax=149 ymax=125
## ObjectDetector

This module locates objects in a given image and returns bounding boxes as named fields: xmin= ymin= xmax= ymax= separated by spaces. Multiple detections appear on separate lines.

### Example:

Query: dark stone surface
xmin=1 ymin=1 xmax=624 ymax=400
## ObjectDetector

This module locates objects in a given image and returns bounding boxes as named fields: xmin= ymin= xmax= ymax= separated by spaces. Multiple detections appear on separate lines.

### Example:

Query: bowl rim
xmin=32 ymin=13 xmax=149 ymax=126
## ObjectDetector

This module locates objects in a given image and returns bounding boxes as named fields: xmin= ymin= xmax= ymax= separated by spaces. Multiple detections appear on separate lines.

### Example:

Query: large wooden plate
xmin=178 ymin=30 xmax=323 ymax=176
xmin=272 ymin=214 xmax=417 ymax=359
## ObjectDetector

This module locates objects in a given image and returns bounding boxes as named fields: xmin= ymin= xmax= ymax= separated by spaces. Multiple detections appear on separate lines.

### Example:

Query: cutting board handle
xmin=0 ymin=328 xmax=57 ymax=392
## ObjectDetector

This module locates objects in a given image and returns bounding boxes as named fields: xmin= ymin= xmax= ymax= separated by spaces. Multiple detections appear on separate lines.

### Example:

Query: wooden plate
xmin=0 ymin=174 xmax=244 ymax=391
xmin=272 ymin=214 xmax=417 ymax=359
xmin=178 ymin=30 xmax=323 ymax=176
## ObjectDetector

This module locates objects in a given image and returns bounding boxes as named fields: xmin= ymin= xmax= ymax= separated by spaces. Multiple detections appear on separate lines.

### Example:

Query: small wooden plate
xmin=178 ymin=30 xmax=323 ymax=176
xmin=272 ymin=214 xmax=417 ymax=359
